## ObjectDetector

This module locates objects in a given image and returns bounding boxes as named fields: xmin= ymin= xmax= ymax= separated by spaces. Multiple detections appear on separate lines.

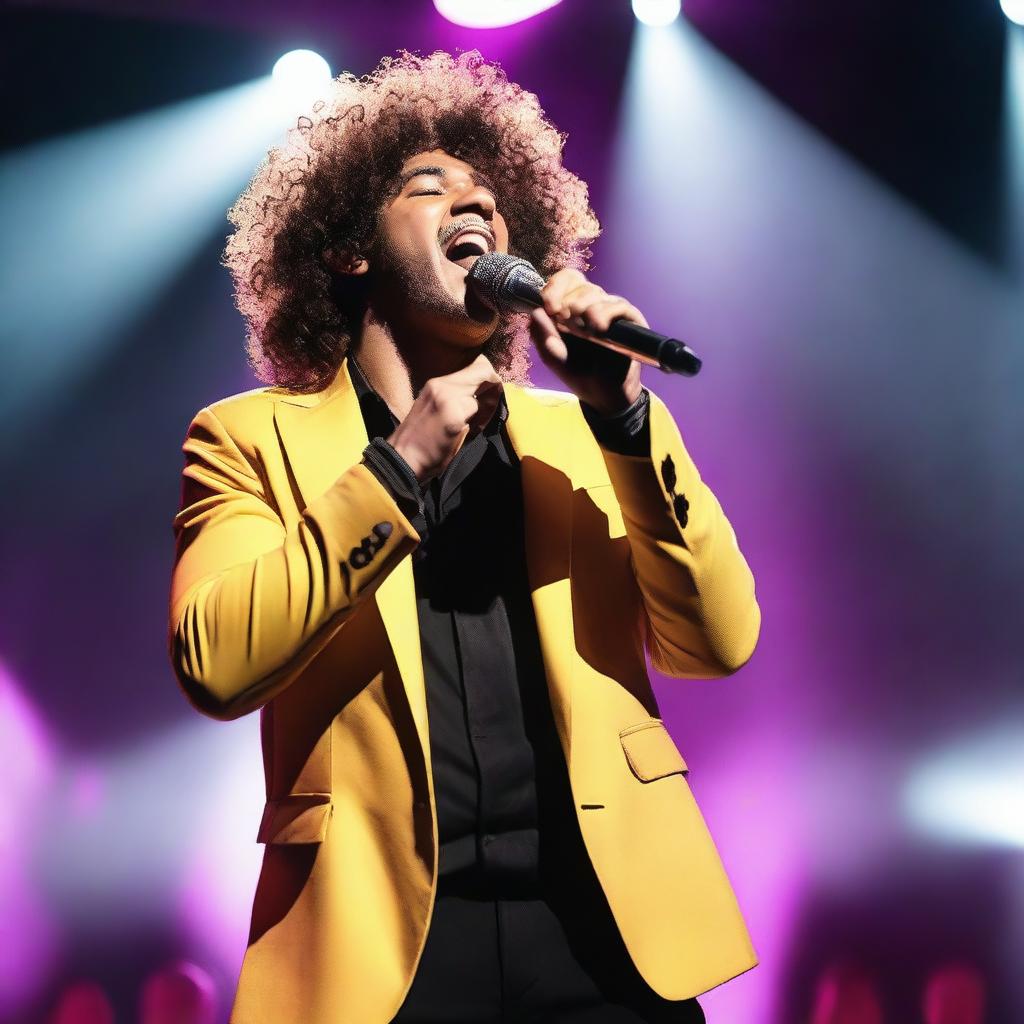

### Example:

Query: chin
xmin=450 ymin=312 xmax=497 ymax=347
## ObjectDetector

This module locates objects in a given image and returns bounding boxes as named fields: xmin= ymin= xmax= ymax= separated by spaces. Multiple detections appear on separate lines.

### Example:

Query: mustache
xmin=437 ymin=216 xmax=495 ymax=251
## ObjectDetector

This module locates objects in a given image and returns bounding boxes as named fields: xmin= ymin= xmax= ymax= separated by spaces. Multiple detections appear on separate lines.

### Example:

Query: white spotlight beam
xmin=0 ymin=77 xmax=295 ymax=453
xmin=904 ymin=726 xmax=1024 ymax=847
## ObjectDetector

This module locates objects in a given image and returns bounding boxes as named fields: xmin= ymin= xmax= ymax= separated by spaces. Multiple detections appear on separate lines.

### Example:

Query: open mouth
xmin=443 ymin=227 xmax=493 ymax=271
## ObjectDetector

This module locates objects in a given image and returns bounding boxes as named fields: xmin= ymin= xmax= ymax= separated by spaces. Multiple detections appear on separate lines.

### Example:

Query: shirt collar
xmin=347 ymin=351 xmax=510 ymax=442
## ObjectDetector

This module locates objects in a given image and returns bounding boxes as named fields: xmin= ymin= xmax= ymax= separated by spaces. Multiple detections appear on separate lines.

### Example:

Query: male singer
xmin=168 ymin=49 xmax=761 ymax=1023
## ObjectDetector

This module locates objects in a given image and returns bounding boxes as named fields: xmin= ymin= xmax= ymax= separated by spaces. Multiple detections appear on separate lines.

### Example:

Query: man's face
xmin=369 ymin=149 xmax=511 ymax=346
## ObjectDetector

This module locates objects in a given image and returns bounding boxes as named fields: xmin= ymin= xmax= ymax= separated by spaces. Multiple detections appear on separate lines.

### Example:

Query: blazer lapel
xmin=503 ymin=384 xmax=577 ymax=764
xmin=272 ymin=358 xmax=429 ymax=764
xmin=272 ymin=359 xmax=579 ymax=786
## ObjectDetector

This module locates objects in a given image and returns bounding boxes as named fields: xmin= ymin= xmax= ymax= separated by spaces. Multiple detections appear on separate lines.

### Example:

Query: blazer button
xmin=349 ymin=541 xmax=374 ymax=568
xmin=661 ymin=455 xmax=677 ymax=494
xmin=673 ymin=492 xmax=690 ymax=528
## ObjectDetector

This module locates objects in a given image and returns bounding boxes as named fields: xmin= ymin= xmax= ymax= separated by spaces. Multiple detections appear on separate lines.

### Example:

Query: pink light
xmin=679 ymin=733 xmax=810 ymax=1024
xmin=140 ymin=960 xmax=217 ymax=1024
xmin=174 ymin=720 xmax=265 ymax=980
xmin=922 ymin=962 xmax=987 ymax=1024
xmin=0 ymin=661 xmax=61 ymax=1017
xmin=69 ymin=764 xmax=106 ymax=819
xmin=46 ymin=980 xmax=114 ymax=1024
xmin=433 ymin=0 xmax=562 ymax=29
xmin=809 ymin=961 xmax=884 ymax=1024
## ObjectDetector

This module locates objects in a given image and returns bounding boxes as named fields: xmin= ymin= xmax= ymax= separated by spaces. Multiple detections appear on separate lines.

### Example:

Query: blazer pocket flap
xmin=619 ymin=719 xmax=689 ymax=782
xmin=257 ymin=793 xmax=333 ymax=844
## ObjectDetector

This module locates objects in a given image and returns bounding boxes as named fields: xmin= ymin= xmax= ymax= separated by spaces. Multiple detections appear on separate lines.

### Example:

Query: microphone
xmin=466 ymin=252 xmax=701 ymax=376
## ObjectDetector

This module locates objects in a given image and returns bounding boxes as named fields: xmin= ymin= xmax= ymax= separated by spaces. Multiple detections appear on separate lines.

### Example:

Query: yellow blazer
xmin=168 ymin=354 xmax=761 ymax=1023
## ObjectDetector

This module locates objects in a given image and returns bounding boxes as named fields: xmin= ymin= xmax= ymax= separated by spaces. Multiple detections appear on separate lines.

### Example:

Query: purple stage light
xmin=433 ymin=0 xmax=562 ymax=29
xmin=46 ymin=980 xmax=114 ymax=1024
xmin=140 ymin=960 xmax=217 ymax=1024
xmin=0 ymin=662 xmax=60 ymax=1017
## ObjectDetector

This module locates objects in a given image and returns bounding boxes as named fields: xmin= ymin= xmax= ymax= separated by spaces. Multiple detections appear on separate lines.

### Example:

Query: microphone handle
xmin=504 ymin=264 xmax=702 ymax=377
xmin=594 ymin=319 xmax=702 ymax=377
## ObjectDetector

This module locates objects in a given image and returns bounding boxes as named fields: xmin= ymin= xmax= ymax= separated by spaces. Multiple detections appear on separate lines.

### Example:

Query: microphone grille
xmin=467 ymin=252 xmax=540 ymax=314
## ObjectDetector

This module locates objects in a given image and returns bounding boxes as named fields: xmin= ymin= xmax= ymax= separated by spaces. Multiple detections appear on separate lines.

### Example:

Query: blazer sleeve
xmin=596 ymin=390 xmax=761 ymax=679
xmin=167 ymin=404 xmax=421 ymax=720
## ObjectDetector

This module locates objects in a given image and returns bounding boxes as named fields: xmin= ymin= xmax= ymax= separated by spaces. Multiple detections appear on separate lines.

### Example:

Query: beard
xmin=366 ymin=230 xmax=527 ymax=382
xmin=371 ymin=230 xmax=471 ymax=325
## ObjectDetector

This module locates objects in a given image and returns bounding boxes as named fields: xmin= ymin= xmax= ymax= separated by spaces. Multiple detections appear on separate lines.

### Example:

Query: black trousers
xmin=391 ymin=874 xmax=707 ymax=1023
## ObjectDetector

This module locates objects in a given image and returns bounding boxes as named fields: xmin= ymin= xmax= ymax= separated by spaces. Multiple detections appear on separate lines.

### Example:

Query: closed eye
xmin=410 ymin=189 xmax=443 ymax=196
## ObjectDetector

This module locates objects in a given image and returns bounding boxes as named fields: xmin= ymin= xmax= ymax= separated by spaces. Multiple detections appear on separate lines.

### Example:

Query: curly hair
xmin=222 ymin=49 xmax=601 ymax=393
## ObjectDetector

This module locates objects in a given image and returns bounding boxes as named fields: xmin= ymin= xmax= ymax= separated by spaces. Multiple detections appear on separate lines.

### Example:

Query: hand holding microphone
xmin=466 ymin=253 xmax=701 ymax=416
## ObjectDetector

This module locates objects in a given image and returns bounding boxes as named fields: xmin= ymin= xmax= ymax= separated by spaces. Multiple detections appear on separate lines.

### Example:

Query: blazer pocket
xmin=619 ymin=719 xmax=689 ymax=783
xmin=257 ymin=792 xmax=333 ymax=844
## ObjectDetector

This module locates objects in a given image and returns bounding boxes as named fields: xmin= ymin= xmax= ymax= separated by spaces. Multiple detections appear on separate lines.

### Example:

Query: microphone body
xmin=466 ymin=253 xmax=701 ymax=376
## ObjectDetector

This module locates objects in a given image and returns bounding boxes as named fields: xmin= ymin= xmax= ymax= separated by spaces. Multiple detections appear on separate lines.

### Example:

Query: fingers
xmin=451 ymin=352 xmax=502 ymax=388
xmin=529 ymin=308 xmax=569 ymax=368
xmin=466 ymin=379 xmax=502 ymax=434
xmin=566 ymin=297 xmax=649 ymax=336
xmin=538 ymin=267 xmax=586 ymax=318
xmin=539 ymin=270 xmax=649 ymax=337
xmin=430 ymin=353 xmax=501 ymax=434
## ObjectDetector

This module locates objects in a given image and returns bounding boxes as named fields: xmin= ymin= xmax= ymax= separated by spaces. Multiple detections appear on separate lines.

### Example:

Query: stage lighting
xmin=0 ymin=79 xmax=292 ymax=447
xmin=272 ymin=49 xmax=332 ymax=90
xmin=1002 ymin=0 xmax=1024 ymax=27
xmin=434 ymin=0 xmax=562 ymax=29
xmin=904 ymin=726 xmax=1024 ymax=847
xmin=632 ymin=0 xmax=681 ymax=27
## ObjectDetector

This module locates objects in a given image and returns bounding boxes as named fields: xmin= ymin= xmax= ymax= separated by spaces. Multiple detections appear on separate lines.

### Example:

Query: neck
xmin=350 ymin=305 xmax=487 ymax=421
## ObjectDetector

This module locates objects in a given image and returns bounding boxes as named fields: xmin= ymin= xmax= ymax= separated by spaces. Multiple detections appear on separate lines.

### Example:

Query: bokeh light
xmin=1001 ymin=0 xmax=1024 ymax=27
xmin=271 ymin=49 xmax=333 ymax=113
xmin=904 ymin=725 xmax=1024 ymax=847
xmin=271 ymin=49 xmax=332 ymax=89
xmin=632 ymin=0 xmax=681 ymax=28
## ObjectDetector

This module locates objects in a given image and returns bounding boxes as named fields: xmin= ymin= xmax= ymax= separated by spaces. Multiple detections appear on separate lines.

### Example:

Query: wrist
xmin=361 ymin=438 xmax=425 ymax=521
xmin=580 ymin=383 xmax=645 ymax=419
xmin=578 ymin=380 xmax=643 ymax=418
xmin=580 ymin=386 xmax=650 ymax=457
xmin=387 ymin=432 xmax=430 ymax=485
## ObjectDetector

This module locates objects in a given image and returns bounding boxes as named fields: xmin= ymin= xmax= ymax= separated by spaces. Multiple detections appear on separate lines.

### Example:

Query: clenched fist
xmin=387 ymin=353 xmax=503 ymax=485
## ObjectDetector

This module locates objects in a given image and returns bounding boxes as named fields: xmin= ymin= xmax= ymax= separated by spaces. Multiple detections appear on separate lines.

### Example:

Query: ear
xmin=324 ymin=247 xmax=369 ymax=276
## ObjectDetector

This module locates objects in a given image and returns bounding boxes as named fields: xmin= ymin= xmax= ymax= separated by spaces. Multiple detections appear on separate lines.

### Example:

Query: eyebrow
xmin=400 ymin=165 xmax=497 ymax=193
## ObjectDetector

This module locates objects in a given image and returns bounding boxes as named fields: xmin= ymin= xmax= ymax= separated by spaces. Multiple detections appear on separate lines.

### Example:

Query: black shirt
xmin=351 ymin=353 xmax=649 ymax=898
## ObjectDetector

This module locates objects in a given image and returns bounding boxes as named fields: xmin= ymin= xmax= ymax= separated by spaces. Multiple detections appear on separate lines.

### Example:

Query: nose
xmin=450 ymin=184 xmax=496 ymax=222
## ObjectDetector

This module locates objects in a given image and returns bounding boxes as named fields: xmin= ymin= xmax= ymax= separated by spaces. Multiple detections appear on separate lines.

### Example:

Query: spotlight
xmin=904 ymin=726 xmax=1024 ymax=847
xmin=434 ymin=0 xmax=562 ymax=29
xmin=632 ymin=0 xmax=681 ymax=27
xmin=1003 ymin=0 xmax=1024 ymax=26
xmin=271 ymin=49 xmax=332 ymax=90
